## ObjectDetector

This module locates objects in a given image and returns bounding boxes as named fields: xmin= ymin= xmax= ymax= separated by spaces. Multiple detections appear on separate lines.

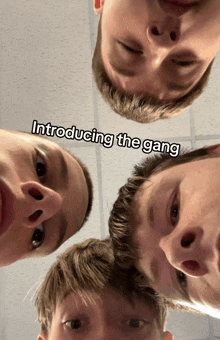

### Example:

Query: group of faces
xmin=1 ymin=129 xmax=220 ymax=329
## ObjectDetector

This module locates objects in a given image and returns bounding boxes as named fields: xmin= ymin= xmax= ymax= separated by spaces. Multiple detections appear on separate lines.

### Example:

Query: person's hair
xmin=92 ymin=20 xmax=214 ymax=123
xmin=109 ymin=147 xmax=219 ymax=269
xmin=35 ymin=238 xmax=168 ymax=335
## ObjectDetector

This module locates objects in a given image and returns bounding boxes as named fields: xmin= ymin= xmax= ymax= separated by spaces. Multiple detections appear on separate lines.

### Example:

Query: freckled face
xmin=133 ymin=158 xmax=220 ymax=318
xmin=38 ymin=289 xmax=171 ymax=340
xmin=0 ymin=130 xmax=89 ymax=267
xmin=97 ymin=0 xmax=220 ymax=100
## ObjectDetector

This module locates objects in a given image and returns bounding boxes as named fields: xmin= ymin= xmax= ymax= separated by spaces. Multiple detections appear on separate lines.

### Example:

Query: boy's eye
xmin=170 ymin=193 xmax=179 ymax=226
xmin=65 ymin=319 xmax=83 ymax=329
xmin=176 ymin=270 xmax=187 ymax=290
xmin=36 ymin=156 xmax=47 ymax=179
xmin=125 ymin=319 xmax=145 ymax=329
xmin=172 ymin=59 xmax=195 ymax=67
xmin=119 ymin=42 xmax=142 ymax=55
xmin=31 ymin=224 xmax=45 ymax=250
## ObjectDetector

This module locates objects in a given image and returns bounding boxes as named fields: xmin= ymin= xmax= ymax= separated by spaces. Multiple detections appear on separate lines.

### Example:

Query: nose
xmin=20 ymin=181 xmax=62 ymax=228
xmin=159 ymin=227 xmax=215 ymax=277
xmin=146 ymin=16 xmax=180 ymax=47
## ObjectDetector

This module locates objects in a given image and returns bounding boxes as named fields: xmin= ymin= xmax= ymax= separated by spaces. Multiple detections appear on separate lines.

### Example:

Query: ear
xmin=206 ymin=144 xmax=220 ymax=156
xmin=162 ymin=330 xmax=173 ymax=340
xmin=94 ymin=0 xmax=104 ymax=14
xmin=37 ymin=333 xmax=48 ymax=340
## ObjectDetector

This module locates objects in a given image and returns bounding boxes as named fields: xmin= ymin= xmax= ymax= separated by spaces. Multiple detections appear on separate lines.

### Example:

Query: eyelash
xmin=120 ymin=42 xmax=142 ymax=55
xmin=31 ymin=224 xmax=45 ymax=250
xmin=35 ymin=151 xmax=47 ymax=182
xmin=172 ymin=59 xmax=196 ymax=67
xmin=170 ymin=192 xmax=180 ymax=226
xmin=124 ymin=319 xmax=146 ymax=329
xmin=64 ymin=319 xmax=87 ymax=330
xmin=176 ymin=270 xmax=187 ymax=290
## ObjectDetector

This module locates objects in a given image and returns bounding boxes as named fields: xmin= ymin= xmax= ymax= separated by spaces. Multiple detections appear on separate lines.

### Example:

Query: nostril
xmin=181 ymin=233 xmax=195 ymax=248
xmin=28 ymin=188 xmax=43 ymax=200
xmin=29 ymin=210 xmax=43 ymax=222
xmin=183 ymin=260 xmax=200 ymax=272
xmin=151 ymin=26 xmax=160 ymax=36
xmin=170 ymin=31 xmax=177 ymax=41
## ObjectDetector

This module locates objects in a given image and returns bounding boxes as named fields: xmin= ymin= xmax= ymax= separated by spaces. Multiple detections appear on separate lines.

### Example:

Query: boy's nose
xmin=146 ymin=16 xmax=180 ymax=47
xmin=159 ymin=226 xmax=215 ymax=277
xmin=19 ymin=181 xmax=62 ymax=228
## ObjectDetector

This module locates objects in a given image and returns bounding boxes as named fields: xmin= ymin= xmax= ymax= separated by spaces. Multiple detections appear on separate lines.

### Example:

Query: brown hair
xmin=92 ymin=20 xmax=214 ymax=123
xmin=35 ymin=238 xmax=168 ymax=334
xmin=109 ymin=147 xmax=219 ymax=269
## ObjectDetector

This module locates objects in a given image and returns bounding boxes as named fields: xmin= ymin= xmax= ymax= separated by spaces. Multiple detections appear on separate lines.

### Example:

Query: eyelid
xmin=117 ymin=40 xmax=143 ymax=54
xmin=34 ymin=147 xmax=48 ymax=180
xmin=171 ymin=59 xmax=197 ymax=67
xmin=166 ymin=184 xmax=180 ymax=227
xmin=63 ymin=318 xmax=89 ymax=330
xmin=30 ymin=224 xmax=46 ymax=251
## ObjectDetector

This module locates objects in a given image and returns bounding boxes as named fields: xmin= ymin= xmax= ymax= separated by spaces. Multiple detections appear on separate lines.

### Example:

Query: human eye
xmin=35 ymin=152 xmax=47 ymax=180
xmin=124 ymin=319 xmax=146 ymax=330
xmin=170 ymin=193 xmax=180 ymax=226
xmin=64 ymin=319 xmax=84 ymax=330
xmin=172 ymin=59 xmax=196 ymax=67
xmin=176 ymin=270 xmax=187 ymax=290
xmin=31 ymin=224 xmax=45 ymax=250
xmin=119 ymin=41 xmax=142 ymax=55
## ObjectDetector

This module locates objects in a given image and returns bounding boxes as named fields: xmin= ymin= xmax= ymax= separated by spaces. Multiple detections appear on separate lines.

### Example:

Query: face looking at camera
xmin=133 ymin=157 xmax=220 ymax=318
xmin=95 ymin=0 xmax=220 ymax=100
xmin=0 ymin=130 xmax=89 ymax=267
xmin=37 ymin=289 xmax=173 ymax=340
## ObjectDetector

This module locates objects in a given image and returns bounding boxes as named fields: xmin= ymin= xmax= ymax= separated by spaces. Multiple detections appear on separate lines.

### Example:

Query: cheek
xmin=189 ymin=276 xmax=220 ymax=309
xmin=0 ymin=228 xmax=31 ymax=266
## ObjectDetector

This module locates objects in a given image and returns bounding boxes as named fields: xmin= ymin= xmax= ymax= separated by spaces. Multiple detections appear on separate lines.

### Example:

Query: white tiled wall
xmin=0 ymin=1 xmax=220 ymax=339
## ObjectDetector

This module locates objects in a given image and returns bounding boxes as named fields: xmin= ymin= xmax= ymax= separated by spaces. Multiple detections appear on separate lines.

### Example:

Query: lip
xmin=0 ymin=181 xmax=14 ymax=237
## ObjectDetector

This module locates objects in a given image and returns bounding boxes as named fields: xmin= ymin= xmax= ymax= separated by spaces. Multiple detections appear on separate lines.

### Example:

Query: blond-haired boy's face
xmin=0 ymin=130 xmax=89 ymax=267
xmin=95 ymin=0 xmax=220 ymax=100
xmin=133 ymin=157 xmax=220 ymax=318
xmin=38 ymin=289 xmax=172 ymax=340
